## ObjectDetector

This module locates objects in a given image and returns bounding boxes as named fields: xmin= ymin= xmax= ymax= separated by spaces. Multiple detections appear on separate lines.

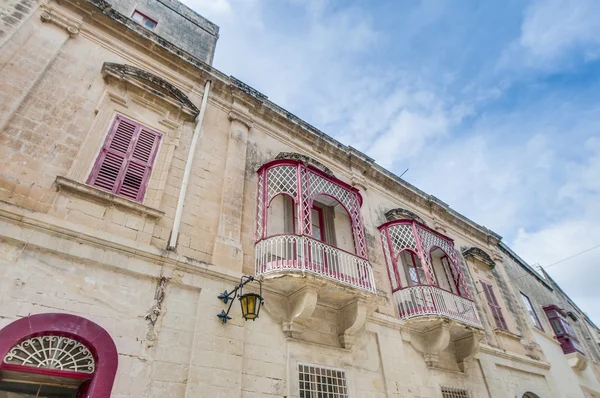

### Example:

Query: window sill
xmin=55 ymin=176 xmax=165 ymax=219
xmin=494 ymin=328 xmax=522 ymax=341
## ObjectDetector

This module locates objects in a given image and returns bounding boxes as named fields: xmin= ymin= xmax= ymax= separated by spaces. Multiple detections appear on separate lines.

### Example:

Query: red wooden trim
xmin=0 ymin=314 xmax=118 ymax=398
xmin=384 ymin=228 xmax=403 ymax=291
xmin=311 ymin=204 xmax=325 ymax=243
xmin=0 ymin=363 xmax=92 ymax=380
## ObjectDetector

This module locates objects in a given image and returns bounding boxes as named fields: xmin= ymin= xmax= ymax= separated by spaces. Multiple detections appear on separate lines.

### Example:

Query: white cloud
xmin=501 ymin=0 xmax=600 ymax=70
xmin=512 ymin=137 xmax=600 ymax=323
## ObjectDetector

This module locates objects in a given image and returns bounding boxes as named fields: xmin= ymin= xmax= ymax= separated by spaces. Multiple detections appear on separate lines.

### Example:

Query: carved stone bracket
xmin=262 ymin=286 xmax=318 ymax=339
xmin=402 ymin=321 xmax=451 ymax=367
xmin=228 ymin=110 xmax=253 ymax=129
xmin=566 ymin=351 xmax=588 ymax=372
xmin=432 ymin=218 xmax=447 ymax=233
xmin=284 ymin=286 xmax=318 ymax=338
xmin=338 ymin=300 xmax=367 ymax=349
xmin=40 ymin=5 xmax=81 ymax=38
xmin=454 ymin=331 xmax=484 ymax=371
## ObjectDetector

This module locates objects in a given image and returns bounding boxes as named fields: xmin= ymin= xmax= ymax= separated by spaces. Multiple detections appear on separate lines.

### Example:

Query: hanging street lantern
xmin=217 ymin=275 xmax=263 ymax=324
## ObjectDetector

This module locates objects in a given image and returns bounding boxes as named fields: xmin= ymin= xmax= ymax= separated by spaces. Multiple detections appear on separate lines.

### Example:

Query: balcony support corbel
xmin=455 ymin=330 xmax=483 ymax=371
xmin=403 ymin=320 xmax=451 ymax=367
xmin=283 ymin=286 xmax=318 ymax=338
xmin=338 ymin=299 xmax=367 ymax=349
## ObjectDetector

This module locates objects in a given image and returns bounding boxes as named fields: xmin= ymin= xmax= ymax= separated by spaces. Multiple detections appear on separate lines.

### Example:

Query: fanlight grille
xmin=3 ymin=336 xmax=95 ymax=374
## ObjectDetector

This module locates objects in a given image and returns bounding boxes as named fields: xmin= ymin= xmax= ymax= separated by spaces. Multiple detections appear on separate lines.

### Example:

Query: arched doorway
xmin=523 ymin=392 xmax=541 ymax=398
xmin=0 ymin=313 xmax=118 ymax=398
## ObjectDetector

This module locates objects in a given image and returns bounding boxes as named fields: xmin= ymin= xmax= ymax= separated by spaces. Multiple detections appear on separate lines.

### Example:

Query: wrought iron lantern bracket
xmin=217 ymin=275 xmax=263 ymax=324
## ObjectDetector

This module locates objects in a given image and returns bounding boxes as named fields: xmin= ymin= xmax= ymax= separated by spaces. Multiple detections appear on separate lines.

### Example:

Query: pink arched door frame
xmin=0 ymin=313 xmax=118 ymax=398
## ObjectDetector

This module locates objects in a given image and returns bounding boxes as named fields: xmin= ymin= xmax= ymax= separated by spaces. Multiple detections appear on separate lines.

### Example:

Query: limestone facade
xmin=0 ymin=0 xmax=599 ymax=397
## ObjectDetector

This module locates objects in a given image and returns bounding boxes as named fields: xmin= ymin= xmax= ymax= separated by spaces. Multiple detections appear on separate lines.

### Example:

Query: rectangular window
xmin=480 ymin=281 xmax=509 ymax=331
xmin=132 ymin=10 xmax=157 ymax=30
xmin=520 ymin=292 xmax=543 ymax=330
xmin=298 ymin=363 xmax=348 ymax=398
xmin=87 ymin=115 xmax=161 ymax=203
xmin=441 ymin=386 xmax=470 ymax=398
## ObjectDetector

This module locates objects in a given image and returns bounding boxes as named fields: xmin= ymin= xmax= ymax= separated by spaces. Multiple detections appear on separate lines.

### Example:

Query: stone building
xmin=0 ymin=0 xmax=598 ymax=397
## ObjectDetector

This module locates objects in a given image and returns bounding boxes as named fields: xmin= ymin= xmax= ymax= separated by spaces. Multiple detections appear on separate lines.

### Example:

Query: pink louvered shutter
xmin=88 ymin=116 xmax=161 ymax=202
xmin=481 ymin=281 xmax=508 ymax=331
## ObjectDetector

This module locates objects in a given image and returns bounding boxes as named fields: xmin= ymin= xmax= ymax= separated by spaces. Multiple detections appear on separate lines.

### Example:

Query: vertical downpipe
xmin=167 ymin=80 xmax=211 ymax=250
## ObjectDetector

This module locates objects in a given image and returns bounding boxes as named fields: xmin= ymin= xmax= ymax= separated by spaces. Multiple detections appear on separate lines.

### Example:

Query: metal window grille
xmin=441 ymin=386 xmax=470 ymax=398
xmin=298 ymin=363 xmax=348 ymax=398
xmin=3 ymin=335 xmax=95 ymax=373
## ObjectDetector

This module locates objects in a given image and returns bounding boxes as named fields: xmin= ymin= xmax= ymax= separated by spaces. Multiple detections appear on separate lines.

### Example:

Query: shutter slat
xmin=132 ymin=129 xmax=158 ymax=163
xmin=118 ymin=162 xmax=147 ymax=200
xmin=108 ymin=119 xmax=136 ymax=154
xmin=91 ymin=152 xmax=126 ymax=192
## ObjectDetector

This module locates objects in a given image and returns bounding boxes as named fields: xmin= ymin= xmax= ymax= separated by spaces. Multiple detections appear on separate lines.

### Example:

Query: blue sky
xmin=185 ymin=0 xmax=600 ymax=325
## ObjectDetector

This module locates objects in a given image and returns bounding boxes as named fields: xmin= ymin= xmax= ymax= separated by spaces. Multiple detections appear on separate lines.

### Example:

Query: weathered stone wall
xmin=0 ymin=0 xmax=38 ymax=48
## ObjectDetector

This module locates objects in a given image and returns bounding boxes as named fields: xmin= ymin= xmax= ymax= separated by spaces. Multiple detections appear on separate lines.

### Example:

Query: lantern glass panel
xmin=240 ymin=293 xmax=261 ymax=320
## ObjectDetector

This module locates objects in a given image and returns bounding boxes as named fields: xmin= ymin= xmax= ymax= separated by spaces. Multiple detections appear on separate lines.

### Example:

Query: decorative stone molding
xmin=101 ymin=63 xmax=199 ymax=116
xmin=462 ymin=247 xmax=496 ymax=269
xmin=384 ymin=208 xmax=426 ymax=224
xmin=40 ymin=5 xmax=81 ymax=38
xmin=228 ymin=110 xmax=253 ymax=129
xmin=55 ymin=176 xmax=165 ymax=219
xmin=432 ymin=218 xmax=447 ymax=233
xmin=275 ymin=152 xmax=334 ymax=177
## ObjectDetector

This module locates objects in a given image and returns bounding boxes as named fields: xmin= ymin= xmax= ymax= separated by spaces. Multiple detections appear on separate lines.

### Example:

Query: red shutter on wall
xmin=87 ymin=115 xmax=161 ymax=202
xmin=481 ymin=281 xmax=509 ymax=331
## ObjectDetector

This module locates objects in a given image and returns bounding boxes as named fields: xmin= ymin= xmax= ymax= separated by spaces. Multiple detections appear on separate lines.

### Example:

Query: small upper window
xmin=520 ymin=292 xmax=543 ymax=330
xmin=132 ymin=10 xmax=157 ymax=30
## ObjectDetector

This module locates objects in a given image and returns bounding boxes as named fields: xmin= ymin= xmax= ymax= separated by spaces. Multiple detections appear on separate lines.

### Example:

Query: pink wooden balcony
xmin=393 ymin=285 xmax=482 ymax=328
xmin=255 ymin=234 xmax=375 ymax=293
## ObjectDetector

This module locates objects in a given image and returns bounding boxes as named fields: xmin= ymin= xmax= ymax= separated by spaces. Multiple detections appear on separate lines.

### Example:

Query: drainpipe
xmin=167 ymin=80 xmax=211 ymax=250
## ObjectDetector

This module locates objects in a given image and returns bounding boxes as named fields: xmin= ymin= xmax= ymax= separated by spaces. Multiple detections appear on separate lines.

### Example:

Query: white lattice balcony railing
xmin=393 ymin=286 xmax=482 ymax=328
xmin=255 ymin=234 xmax=376 ymax=293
